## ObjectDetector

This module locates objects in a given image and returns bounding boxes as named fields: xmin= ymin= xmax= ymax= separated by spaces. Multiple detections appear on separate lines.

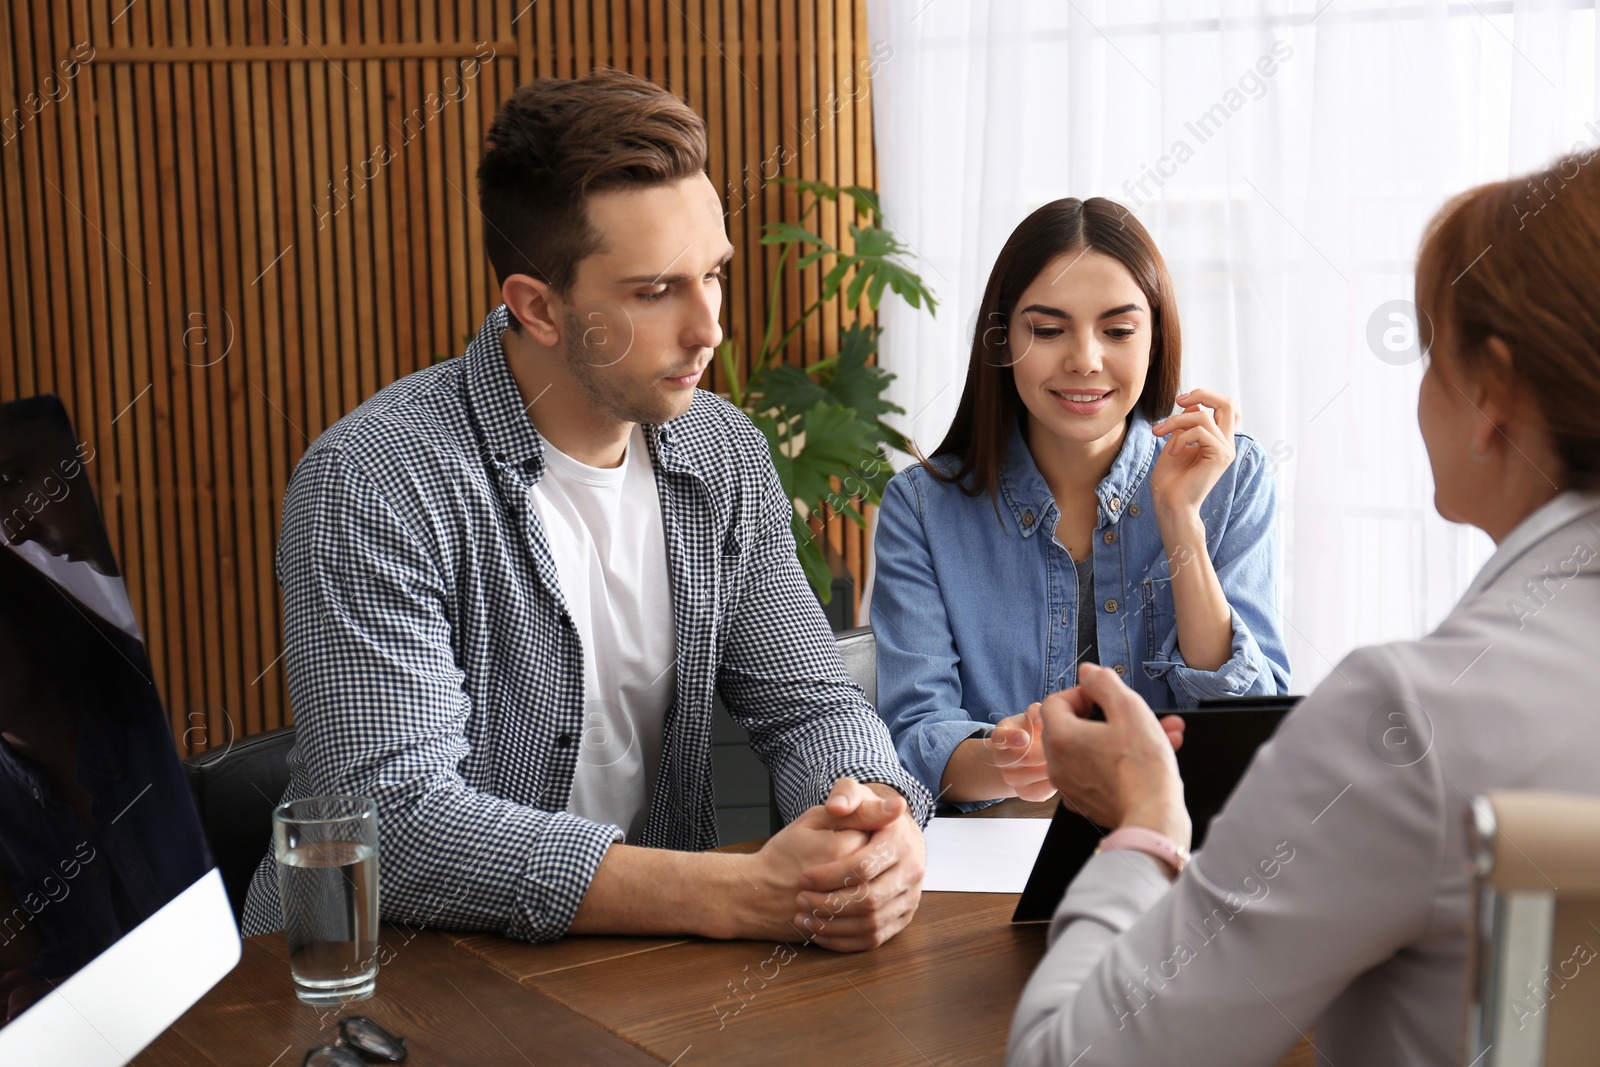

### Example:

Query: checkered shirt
xmin=239 ymin=304 xmax=931 ymax=943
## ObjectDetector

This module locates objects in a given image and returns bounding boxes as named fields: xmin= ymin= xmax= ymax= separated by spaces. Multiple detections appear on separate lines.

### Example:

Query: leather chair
xmin=182 ymin=726 xmax=296 ymax=921
xmin=1465 ymin=790 xmax=1600 ymax=1066
xmin=833 ymin=625 xmax=878 ymax=708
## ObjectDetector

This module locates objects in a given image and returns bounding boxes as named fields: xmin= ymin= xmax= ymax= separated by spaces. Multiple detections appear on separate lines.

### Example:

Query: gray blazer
xmin=1009 ymin=492 xmax=1600 ymax=1066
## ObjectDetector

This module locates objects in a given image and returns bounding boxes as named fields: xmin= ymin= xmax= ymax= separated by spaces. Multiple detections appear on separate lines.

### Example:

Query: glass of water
xmin=272 ymin=796 xmax=380 ymax=1005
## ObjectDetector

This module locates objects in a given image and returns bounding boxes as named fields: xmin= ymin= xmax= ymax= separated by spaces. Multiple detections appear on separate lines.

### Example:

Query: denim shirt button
xmin=1021 ymin=510 xmax=1034 ymax=527
xmin=1103 ymin=530 xmax=1116 ymax=545
xmin=1129 ymin=503 xmax=1140 ymax=516
xmin=1113 ymin=663 xmax=1126 ymax=676
xmin=1109 ymin=496 xmax=1121 ymax=512
xmin=1104 ymin=598 xmax=1119 ymax=613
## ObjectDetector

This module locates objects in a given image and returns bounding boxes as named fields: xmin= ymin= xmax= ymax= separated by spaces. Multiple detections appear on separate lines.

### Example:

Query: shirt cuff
xmin=514 ymin=813 xmax=625 ymax=943
xmin=896 ymin=719 xmax=996 ymax=812
xmin=819 ymin=758 xmax=936 ymax=827
xmin=1141 ymin=605 xmax=1267 ymax=705
xmin=943 ymin=725 xmax=1007 ymax=814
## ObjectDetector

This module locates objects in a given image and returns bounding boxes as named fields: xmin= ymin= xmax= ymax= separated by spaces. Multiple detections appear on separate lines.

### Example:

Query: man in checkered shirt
xmin=240 ymin=70 xmax=932 ymax=950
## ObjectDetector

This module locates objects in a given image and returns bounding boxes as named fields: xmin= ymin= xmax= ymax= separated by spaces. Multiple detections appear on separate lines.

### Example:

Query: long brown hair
xmin=924 ymin=197 xmax=1181 ymax=499
xmin=1415 ymin=153 xmax=1600 ymax=491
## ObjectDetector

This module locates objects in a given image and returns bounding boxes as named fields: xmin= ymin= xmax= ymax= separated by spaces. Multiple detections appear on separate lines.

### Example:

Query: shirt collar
xmin=1462 ymin=490 xmax=1600 ymax=600
xmin=463 ymin=303 xmax=696 ymax=481
xmin=465 ymin=304 xmax=546 ymax=475
xmin=997 ymin=409 xmax=1160 ymax=537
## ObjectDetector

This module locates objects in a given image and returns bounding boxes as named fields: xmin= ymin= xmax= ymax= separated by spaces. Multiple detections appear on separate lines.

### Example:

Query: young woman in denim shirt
xmin=871 ymin=198 xmax=1291 ymax=808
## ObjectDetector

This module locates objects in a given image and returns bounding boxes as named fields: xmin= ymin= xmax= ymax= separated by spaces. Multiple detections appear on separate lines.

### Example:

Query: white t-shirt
xmin=529 ymin=424 xmax=676 ymax=842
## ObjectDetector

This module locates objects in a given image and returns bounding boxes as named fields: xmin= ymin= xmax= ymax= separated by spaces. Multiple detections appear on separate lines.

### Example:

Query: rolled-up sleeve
xmin=267 ymin=448 xmax=622 ymax=943
xmin=1142 ymin=439 xmax=1291 ymax=706
xmin=716 ymin=431 xmax=932 ymax=827
xmin=870 ymin=471 xmax=997 ymax=811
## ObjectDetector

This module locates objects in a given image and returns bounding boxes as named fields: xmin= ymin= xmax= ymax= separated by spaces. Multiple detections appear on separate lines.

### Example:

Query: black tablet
xmin=1011 ymin=696 xmax=1302 ymax=923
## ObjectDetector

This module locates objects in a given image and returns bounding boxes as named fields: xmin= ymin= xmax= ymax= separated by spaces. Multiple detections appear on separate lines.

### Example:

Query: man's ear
xmin=502 ymin=273 xmax=563 ymax=348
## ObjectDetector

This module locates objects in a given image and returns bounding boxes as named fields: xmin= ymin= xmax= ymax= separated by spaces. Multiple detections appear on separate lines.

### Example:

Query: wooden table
xmin=136 ymin=798 xmax=1315 ymax=1065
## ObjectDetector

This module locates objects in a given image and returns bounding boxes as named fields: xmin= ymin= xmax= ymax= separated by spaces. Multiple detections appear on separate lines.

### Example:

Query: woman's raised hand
xmin=1148 ymin=388 xmax=1241 ymax=523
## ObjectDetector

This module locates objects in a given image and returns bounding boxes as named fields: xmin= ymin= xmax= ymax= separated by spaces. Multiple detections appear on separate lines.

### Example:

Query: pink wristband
xmin=1094 ymin=826 xmax=1191 ymax=875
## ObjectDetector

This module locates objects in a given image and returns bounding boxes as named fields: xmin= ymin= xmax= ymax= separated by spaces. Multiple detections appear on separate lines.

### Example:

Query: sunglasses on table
xmin=303 ymin=1015 xmax=408 ymax=1066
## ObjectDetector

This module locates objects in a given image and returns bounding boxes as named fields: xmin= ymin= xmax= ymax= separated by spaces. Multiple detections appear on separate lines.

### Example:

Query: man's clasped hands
xmin=745 ymin=663 xmax=1190 ymax=951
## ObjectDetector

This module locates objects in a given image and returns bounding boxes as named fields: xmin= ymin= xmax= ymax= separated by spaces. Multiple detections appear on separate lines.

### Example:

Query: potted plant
xmin=717 ymin=178 xmax=938 ymax=604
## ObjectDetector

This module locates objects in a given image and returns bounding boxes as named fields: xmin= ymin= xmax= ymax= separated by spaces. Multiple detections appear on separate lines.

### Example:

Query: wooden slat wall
xmin=0 ymin=0 xmax=881 ymax=753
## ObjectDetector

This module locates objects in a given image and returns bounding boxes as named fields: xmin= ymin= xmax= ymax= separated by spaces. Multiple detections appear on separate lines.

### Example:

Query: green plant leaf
xmin=819 ymin=259 xmax=852 ymax=301
xmin=840 ymin=185 xmax=882 ymax=222
xmin=837 ymin=501 xmax=867 ymax=527
xmin=819 ymin=325 xmax=904 ymax=425
xmin=848 ymin=223 xmax=902 ymax=258
xmin=844 ymin=263 xmax=873 ymax=309
xmin=716 ymin=340 xmax=743 ymax=406
xmin=717 ymin=177 xmax=939 ymax=602
xmin=866 ymin=269 xmax=889 ymax=309
xmin=856 ymin=449 xmax=895 ymax=499
xmin=758 ymin=415 xmax=800 ymax=500
xmin=791 ymin=515 xmax=835 ymax=603
xmin=772 ymin=176 xmax=841 ymax=201
xmin=761 ymin=221 xmax=828 ymax=247
xmin=877 ymin=258 xmax=938 ymax=312
xmin=782 ymin=400 xmax=878 ymax=513
xmin=795 ymin=246 xmax=831 ymax=270
xmin=749 ymin=363 xmax=831 ymax=419
xmin=877 ymin=419 xmax=910 ymax=455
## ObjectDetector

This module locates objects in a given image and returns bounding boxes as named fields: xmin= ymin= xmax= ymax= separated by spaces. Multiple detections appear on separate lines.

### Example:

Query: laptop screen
xmin=0 ymin=395 xmax=216 ymax=1033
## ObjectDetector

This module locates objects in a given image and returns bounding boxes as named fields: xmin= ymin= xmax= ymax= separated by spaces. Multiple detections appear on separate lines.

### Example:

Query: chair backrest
xmin=1465 ymin=790 xmax=1600 ymax=1066
xmin=765 ymin=626 xmax=880 ymax=834
xmin=834 ymin=625 xmax=877 ymax=708
xmin=182 ymin=726 xmax=297 ymax=921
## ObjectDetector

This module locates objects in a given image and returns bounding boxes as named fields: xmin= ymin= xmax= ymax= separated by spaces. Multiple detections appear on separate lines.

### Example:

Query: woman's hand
xmin=1037 ymin=664 xmax=1191 ymax=847
xmin=990 ymin=703 xmax=1058 ymax=802
xmin=1148 ymin=388 xmax=1240 ymax=525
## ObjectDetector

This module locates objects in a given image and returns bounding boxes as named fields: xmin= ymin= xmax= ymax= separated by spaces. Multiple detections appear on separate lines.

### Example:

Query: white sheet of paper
xmin=921 ymin=817 xmax=1053 ymax=893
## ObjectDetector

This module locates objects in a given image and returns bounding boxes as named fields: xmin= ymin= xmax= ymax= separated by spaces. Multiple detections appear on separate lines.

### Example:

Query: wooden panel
xmin=0 ymin=0 xmax=883 ymax=752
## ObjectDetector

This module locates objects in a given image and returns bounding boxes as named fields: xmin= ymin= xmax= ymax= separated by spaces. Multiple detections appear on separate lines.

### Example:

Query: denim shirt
xmin=871 ymin=411 xmax=1291 ymax=808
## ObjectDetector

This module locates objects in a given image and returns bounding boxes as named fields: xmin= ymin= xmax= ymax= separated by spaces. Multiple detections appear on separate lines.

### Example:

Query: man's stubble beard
xmin=561 ymin=309 xmax=690 ymax=426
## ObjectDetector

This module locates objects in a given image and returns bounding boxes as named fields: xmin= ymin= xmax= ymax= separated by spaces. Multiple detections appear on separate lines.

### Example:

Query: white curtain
xmin=863 ymin=0 xmax=1599 ymax=691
